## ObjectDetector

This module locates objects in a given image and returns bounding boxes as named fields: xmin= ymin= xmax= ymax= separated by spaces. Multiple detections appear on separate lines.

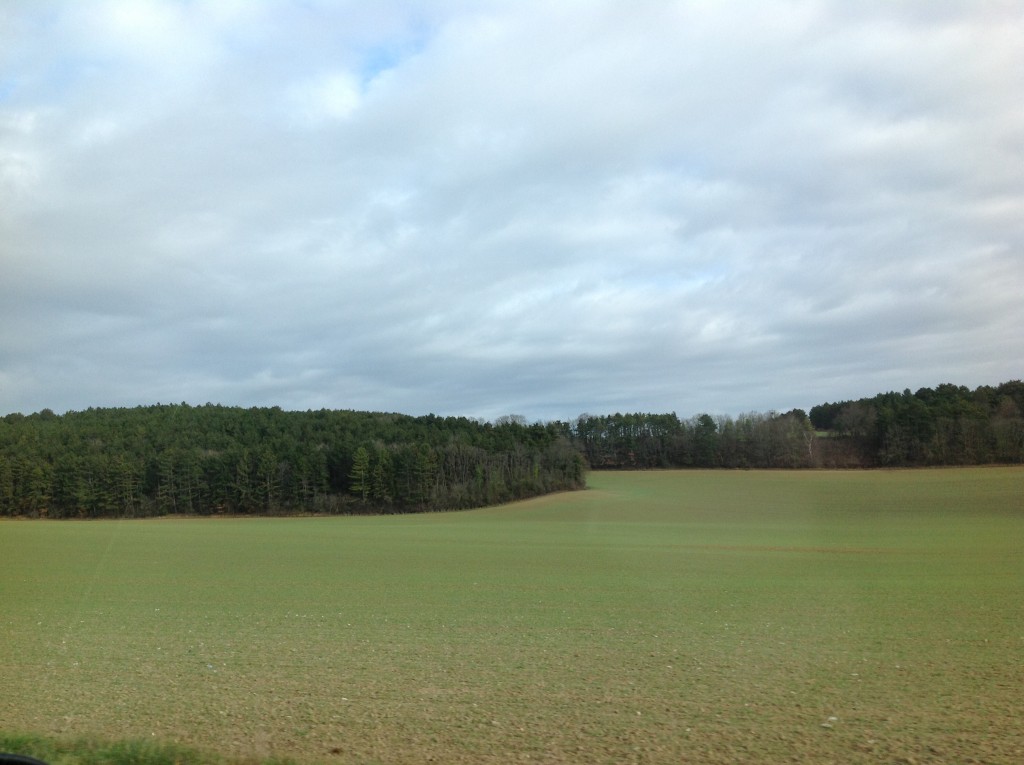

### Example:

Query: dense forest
xmin=0 ymin=406 xmax=585 ymax=518
xmin=1 ymin=380 xmax=1021 ymax=518
xmin=808 ymin=380 xmax=1024 ymax=467
xmin=572 ymin=380 xmax=1024 ymax=470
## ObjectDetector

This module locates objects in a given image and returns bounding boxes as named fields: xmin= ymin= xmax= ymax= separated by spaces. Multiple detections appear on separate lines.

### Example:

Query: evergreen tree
xmin=349 ymin=446 xmax=370 ymax=501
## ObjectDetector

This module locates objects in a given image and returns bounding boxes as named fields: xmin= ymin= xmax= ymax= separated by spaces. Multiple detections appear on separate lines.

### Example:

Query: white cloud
xmin=289 ymin=70 xmax=362 ymax=124
xmin=0 ymin=1 xmax=1021 ymax=420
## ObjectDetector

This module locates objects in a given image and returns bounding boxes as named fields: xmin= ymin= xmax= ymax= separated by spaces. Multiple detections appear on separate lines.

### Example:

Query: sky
xmin=1 ymin=1 xmax=1022 ymax=422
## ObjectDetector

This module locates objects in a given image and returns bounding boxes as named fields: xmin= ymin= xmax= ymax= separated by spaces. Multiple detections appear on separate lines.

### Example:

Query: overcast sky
xmin=1 ymin=1 xmax=1021 ymax=422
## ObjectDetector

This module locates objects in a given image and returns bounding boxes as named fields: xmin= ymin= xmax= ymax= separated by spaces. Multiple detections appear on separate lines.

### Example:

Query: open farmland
xmin=2 ymin=468 xmax=1023 ymax=764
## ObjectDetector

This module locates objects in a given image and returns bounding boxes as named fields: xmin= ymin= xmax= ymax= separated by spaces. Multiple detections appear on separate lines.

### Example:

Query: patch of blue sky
xmin=356 ymin=22 xmax=432 ymax=87
xmin=34 ymin=53 xmax=101 ymax=99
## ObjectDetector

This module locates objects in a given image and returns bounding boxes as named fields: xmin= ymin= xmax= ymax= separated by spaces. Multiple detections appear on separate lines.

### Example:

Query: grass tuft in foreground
xmin=0 ymin=733 xmax=296 ymax=765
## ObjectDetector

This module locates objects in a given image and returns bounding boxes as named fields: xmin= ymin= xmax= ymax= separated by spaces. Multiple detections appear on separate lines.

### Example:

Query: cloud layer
xmin=2 ymin=1 xmax=1022 ymax=420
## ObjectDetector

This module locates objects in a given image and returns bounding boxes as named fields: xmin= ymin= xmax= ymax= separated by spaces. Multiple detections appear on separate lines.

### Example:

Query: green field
xmin=3 ymin=469 xmax=1023 ymax=764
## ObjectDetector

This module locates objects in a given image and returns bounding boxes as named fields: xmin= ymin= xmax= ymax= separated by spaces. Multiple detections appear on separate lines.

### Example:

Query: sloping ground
xmin=2 ymin=468 xmax=1022 ymax=764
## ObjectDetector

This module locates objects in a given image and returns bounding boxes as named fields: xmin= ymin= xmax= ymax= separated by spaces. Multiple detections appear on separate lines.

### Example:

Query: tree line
xmin=571 ymin=380 xmax=1023 ymax=470
xmin=2 ymin=380 xmax=1020 ymax=518
xmin=0 ymin=405 xmax=585 ymax=518
xmin=570 ymin=410 xmax=819 ymax=469
xmin=808 ymin=380 xmax=1024 ymax=466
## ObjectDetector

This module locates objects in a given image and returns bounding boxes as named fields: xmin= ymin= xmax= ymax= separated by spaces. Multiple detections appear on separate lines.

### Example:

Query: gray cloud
xmin=1 ymin=0 xmax=1021 ymax=421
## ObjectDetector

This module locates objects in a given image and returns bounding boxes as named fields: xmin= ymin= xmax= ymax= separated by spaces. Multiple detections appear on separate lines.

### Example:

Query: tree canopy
xmin=0 ymin=404 xmax=584 ymax=518
xmin=2 ymin=380 xmax=1020 ymax=519
xmin=571 ymin=381 xmax=1023 ymax=470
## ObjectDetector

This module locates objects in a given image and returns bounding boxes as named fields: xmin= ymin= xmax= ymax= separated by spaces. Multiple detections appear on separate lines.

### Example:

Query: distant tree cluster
xmin=0 ymin=405 xmax=585 ymax=518
xmin=809 ymin=381 xmax=1024 ymax=466
xmin=570 ymin=410 xmax=818 ymax=469
xmin=571 ymin=380 xmax=1024 ymax=470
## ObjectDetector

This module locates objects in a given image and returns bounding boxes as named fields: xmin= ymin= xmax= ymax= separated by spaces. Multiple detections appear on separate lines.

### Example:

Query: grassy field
xmin=2 ymin=468 xmax=1023 ymax=764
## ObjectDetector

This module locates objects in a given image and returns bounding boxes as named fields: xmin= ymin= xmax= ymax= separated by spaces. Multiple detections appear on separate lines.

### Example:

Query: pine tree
xmin=349 ymin=446 xmax=370 ymax=501
xmin=370 ymin=448 xmax=392 ymax=504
